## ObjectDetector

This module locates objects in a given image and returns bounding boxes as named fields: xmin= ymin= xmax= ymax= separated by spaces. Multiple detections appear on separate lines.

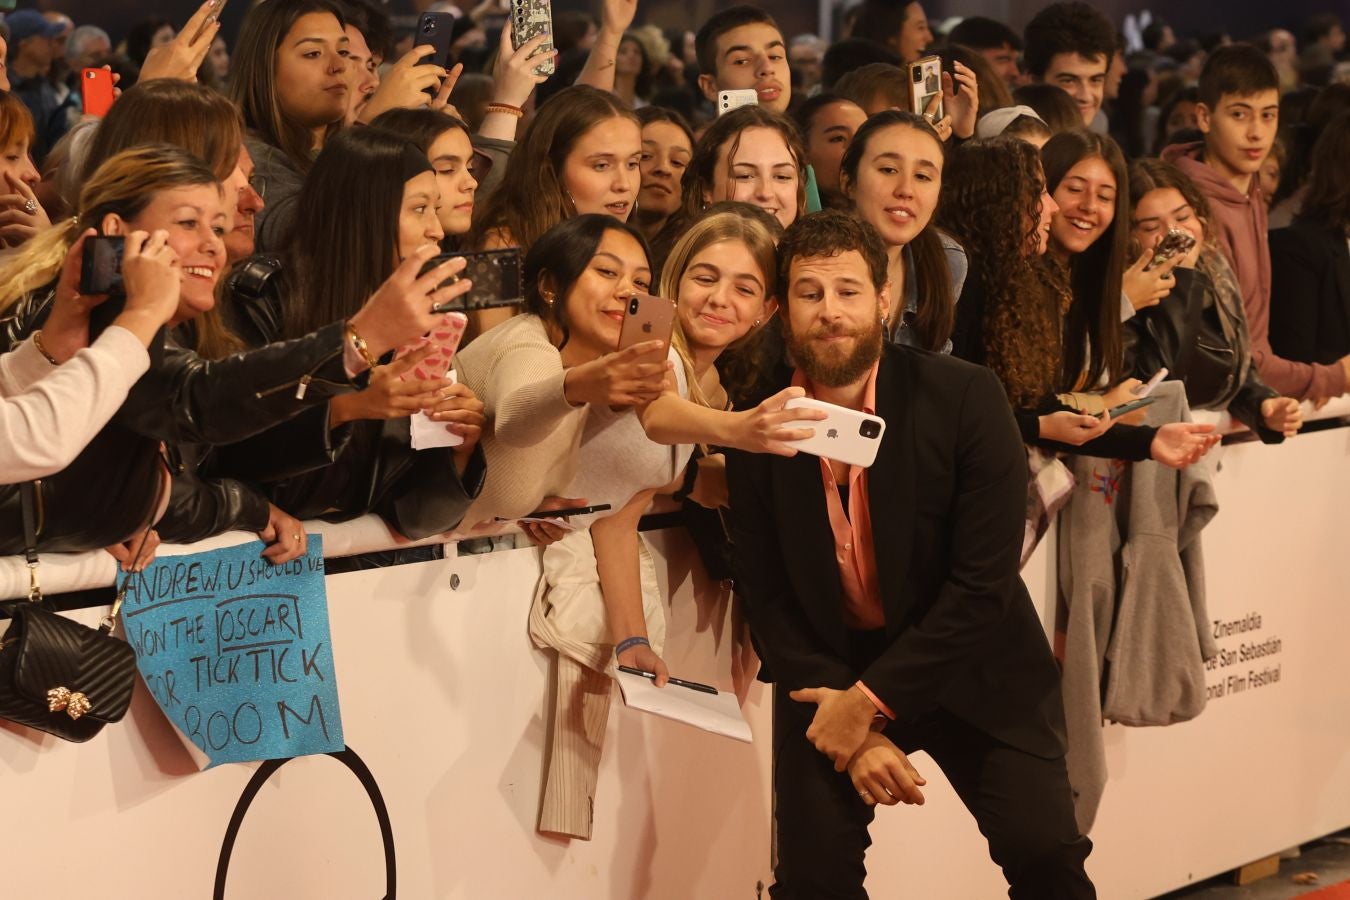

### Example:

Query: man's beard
xmin=784 ymin=314 xmax=884 ymax=388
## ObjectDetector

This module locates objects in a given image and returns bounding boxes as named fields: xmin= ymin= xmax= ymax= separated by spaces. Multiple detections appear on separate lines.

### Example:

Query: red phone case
xmin=396 ymin=312 xmax=468 ymax=381
xmin=81 ymin=68 xmax=115 ymax=118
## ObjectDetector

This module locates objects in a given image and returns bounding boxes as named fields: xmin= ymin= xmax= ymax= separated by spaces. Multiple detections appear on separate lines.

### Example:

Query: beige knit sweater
xmin=454 ymin=315 xmax=589 ymax=529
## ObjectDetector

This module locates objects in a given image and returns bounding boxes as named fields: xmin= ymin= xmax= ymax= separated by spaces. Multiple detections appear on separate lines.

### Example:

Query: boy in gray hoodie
xmin=1162 ymin=44 xmax=1350 ymax=403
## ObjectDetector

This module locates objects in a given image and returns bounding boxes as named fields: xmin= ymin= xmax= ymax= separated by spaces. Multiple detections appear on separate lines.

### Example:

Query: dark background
xmin=25 ymin=0 xmax=1350 ymax=53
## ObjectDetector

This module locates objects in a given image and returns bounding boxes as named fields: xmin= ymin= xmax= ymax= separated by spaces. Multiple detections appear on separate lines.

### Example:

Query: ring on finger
xmin=23 ymin=199 xmax=36 ymax=214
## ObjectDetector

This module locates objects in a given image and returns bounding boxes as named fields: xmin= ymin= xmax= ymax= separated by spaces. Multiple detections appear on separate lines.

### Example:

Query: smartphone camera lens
xmin=628 ymin=297 xmax=639 ymax=315
xmin=422 ymin=20 xmax=434 ymax=32
xmin=859 ymin=420 xmax=881 ymax=440
xmin=85 ymin=70 xmax=96 ymax=79
xmin=912 ymin=67 xmax=923 ymax=83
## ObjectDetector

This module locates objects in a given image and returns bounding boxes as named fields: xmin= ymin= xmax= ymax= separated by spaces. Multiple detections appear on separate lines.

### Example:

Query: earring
xmin=753 ymin=318 xmax=761 ymax=326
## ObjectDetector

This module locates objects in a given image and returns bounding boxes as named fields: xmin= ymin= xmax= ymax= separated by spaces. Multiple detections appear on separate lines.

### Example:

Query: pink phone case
xmin=396 ymin=312 xmax=468 ymax=381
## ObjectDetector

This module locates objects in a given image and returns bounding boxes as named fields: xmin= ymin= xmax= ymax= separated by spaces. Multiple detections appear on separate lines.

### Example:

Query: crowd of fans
xmin=0 ymin=0 xmax=1347 ymax=886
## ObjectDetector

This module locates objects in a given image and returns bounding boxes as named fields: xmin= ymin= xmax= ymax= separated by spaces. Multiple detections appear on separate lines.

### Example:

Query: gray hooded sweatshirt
xmin=1056 ymin=381 xmax=1219 ymax=832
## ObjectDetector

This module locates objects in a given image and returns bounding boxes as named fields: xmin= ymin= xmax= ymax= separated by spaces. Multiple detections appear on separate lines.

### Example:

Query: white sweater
xmin=454 ymin=315 xmax=590 ymax=528
xmin=0 ymin=326 xmax=150 ymax=484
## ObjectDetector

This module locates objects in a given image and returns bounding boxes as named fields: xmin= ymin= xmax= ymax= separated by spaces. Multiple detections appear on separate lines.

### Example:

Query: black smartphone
xmin=415 ymin=12 xmax=457 ymax=70
xmin=80 ymin=235 xmax=125 ymax=296
xmin=423 ymin=247 xmax=524 ymax=312
xmin=1096 ymin=396 xmax=1157 ymax=420
xmin=494 ymin=503 xmax=612 ymax=522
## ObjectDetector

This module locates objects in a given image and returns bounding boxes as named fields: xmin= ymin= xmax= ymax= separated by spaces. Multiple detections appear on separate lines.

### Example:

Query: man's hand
xmin=789 ymin=684 xmax=879 ymax=771
xmin=848 ymin=732 xmax=926 ymax=807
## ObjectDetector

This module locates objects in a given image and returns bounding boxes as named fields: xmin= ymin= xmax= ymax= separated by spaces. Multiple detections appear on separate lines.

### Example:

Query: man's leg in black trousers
xmin=910 ymin=712 xmax=1096 ymax=900
xmin=769 ymin=682 xmax=876 ymax=900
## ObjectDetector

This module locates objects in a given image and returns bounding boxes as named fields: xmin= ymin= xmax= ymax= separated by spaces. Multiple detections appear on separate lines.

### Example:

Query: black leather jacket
xmin=0 ymin=284 xmax=361 ymax=554
xmin=1123 ymin=265 xmax=1282 ymax=443
xmin=214 ymin=257 xmax=487 ymax=539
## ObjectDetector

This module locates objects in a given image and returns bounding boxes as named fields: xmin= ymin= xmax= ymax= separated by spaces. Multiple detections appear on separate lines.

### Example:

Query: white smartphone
xmin=718 ymin=89 xmax=758 ymax=116
xmin=1132 ymin=368 xmax=1169 ymax=397
xmin=782 ymin=398 xmax=887 ymax=469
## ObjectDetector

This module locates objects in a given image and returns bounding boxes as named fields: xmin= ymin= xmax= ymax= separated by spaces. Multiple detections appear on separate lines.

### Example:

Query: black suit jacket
xmin=726 ymin=344 xmax=1066 ymax=759
xmin=1269 ymin=220 xmax=1350 ymax=366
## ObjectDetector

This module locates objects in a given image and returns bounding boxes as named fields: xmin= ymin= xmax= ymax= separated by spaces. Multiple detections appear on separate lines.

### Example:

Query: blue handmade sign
xmin=119 ymin=538 xmax=344 ymax=767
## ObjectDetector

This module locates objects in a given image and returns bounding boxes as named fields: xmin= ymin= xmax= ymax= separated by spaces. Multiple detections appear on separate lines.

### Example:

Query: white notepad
xmin=615 ymin=670 xmax=753 ymax=743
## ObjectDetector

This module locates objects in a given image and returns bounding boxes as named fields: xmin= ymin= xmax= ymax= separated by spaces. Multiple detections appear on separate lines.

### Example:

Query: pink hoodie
xmin=1162 ymin=141 xmax=1345 ymax=399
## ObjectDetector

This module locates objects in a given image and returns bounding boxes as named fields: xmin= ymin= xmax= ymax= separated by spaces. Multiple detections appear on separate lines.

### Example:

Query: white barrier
xmin=3 ymin=425 xmax=1350 ymax=898
xmin=1 ymin=528 xmax=775 ymax=900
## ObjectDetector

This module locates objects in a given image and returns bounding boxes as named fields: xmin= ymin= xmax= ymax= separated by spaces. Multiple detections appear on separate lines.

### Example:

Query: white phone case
xmin=718 ymin=89 xmax=759 ymax=115
xmin=782 ymin=398 xmax=887 ymax=469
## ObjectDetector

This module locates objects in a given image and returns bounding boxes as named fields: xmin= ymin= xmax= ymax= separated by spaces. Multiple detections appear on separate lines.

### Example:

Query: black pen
xmin=618 ymin=665 xmax=719 ymax=695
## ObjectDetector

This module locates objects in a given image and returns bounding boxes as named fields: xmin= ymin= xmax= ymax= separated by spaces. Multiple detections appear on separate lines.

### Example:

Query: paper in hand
xmin=410 ymin=370 xmax=465 ymax=450
xmin=615 ymin=669 xmax=752 ymax=743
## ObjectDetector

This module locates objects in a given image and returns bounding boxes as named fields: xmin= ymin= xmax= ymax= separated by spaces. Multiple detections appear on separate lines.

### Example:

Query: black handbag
xmin=0 ymin=482 xmax=141 ymax=742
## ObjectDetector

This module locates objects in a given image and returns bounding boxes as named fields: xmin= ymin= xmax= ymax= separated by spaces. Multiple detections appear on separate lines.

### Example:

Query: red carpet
xmin=1303 ymin=881 xmax=1350 ymax=898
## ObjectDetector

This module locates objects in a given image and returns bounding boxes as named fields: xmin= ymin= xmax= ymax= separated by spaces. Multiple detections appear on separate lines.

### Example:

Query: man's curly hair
xmin=1022 ymin=1 xmax=1116 ymax=79
xmin=937 ymin=137 xmax=1061 ymax=407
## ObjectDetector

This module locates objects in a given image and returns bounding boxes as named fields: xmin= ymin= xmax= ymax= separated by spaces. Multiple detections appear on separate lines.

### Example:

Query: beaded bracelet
xmin=615 ymin=636 xmax=650 ymax=657
xmin=484 ymin=102 xmax=524 ymax=119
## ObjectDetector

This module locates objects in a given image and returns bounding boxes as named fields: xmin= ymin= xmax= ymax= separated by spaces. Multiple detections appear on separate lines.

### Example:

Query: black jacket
xmin=216 ymin=257 xmax=486 ymax=539
xmin=1123 ymin=265 xmax=1282 ymax=443
xmin=0 ymin=285 xmax=361 ymax=554
xmin=726 ymin=345 xmax=1066 ymax=759
xmin=1269 ymin=219 xmax=1350 ymax=366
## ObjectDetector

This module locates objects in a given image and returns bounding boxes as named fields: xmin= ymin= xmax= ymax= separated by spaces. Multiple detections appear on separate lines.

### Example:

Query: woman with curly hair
xmin=939 ymin=137 xmax=1219 ymax=466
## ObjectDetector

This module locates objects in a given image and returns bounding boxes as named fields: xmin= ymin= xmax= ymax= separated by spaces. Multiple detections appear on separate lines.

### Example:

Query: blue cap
xmin=6 ymin=10 xmax=67 ymax=46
